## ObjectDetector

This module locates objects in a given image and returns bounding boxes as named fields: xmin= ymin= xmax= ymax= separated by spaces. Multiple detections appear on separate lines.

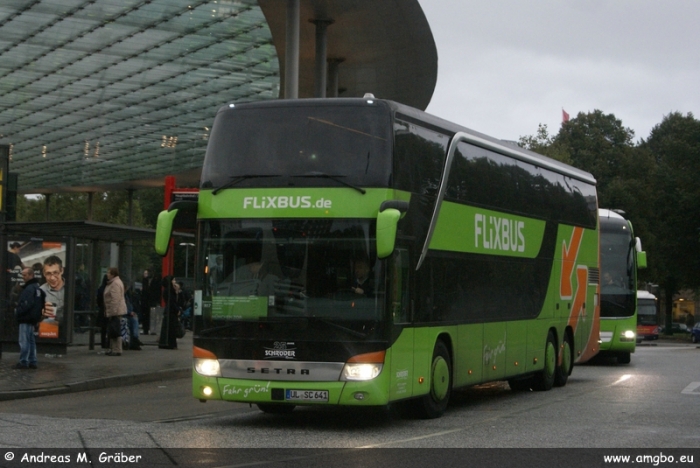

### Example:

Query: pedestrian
xmin=124 ymin=285 xmax=142 ymax=350
xmin=104 ymin=267 xmax=127 ymax=356
xmin=149 ymin=271 xmax=162 ymax=335
xmin=14 ymin=267 xmax=45 ymax=369
xmin=139 ymin=269 xmax=152 ymax=335
xmin=96 ymin=275 xmax=109 ymax=349
xmin=158 ymin=276 xmax=180 ymax=350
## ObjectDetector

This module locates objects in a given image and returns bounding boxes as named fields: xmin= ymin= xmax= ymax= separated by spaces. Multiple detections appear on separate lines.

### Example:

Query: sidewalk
xmin=0 ymin=331 xmax=191 ymax=401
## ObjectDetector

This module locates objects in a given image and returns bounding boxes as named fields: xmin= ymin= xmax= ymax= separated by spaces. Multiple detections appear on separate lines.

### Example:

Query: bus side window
xmin=390 ymin=249 xmax=410 ymax=323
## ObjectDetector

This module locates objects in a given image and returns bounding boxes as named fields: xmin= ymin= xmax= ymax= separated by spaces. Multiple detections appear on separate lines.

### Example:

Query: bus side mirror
xmin=155 ymin=200 xmax=198 ymax=256
xmin=635 ymin=237 xmax=647 ymax=269
xmin=155 ymin=209 xmax=178 ymax=256
xmin=376 ymin=208 xmax=401 ymax=259
xmin=637 ymin=251 xmax=647 ymax=269
xmin=376 ymin=200 xmax=409 ymax=259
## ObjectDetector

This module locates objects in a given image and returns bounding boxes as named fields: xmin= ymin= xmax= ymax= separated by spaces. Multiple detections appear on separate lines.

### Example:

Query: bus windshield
xmin=201 ymin=103 xmax=392 ymax=190
xmin=600 ymin=226 xmax=635 ymax=318
xmin=197 ymin=218 xmax=385 ymax=337
xmin=637 ymin=299 xmax=657 ymax=325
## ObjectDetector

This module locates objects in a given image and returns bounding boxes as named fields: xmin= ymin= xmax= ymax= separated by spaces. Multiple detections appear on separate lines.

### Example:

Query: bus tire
xmin=413 ymin=340 xmax=452 ymax=419
xmin=617 ymin=352 xmax=631 ymax=364
xmin=508 ymin=376 xmax=533 ymax=391
xmin=554 ymin=332 xmax=573 ymax=387
xmin=257 ymin=404 xmax=296 ymax=414
xmin=533 ymin=330 xmax=556 ymax=391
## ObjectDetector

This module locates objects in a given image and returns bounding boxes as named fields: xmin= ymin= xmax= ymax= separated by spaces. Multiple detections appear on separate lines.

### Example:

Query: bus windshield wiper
xmin=212 ymin=175 xmax=280 ymax=195
xmin=308 ymin=317 xmax=368 ymax=339
xmin=601 ymin=299 xmax=629 ymax=311
xmin=293 ymin=172 xmax=366 ymax=194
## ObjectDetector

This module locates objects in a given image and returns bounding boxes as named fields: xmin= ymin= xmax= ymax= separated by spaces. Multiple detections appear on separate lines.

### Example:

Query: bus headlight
xmin=620 ymin=330 xmax=636 ymax=342
xmin=194 ymin=358 xmax=221 ymax=377
xmin=341 ymin=363 xmax=383 ymax=381
xmin=341 ymin=350 xmax=385 ymax=381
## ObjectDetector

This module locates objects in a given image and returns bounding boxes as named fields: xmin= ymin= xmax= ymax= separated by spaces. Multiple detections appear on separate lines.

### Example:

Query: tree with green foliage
xmin=518 ymin=123 xmax=572 ymax=164
xmin=643 ymin=112 xmax=700 ymax=328
xmin=554 ymin=110 xmax=641 ymax=204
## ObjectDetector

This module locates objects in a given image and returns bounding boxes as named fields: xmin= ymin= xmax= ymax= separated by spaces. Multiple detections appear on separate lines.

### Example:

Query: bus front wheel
xmin=617 ymin=352 xmax=631 ymax=364
xmin=413 ymin=340 xmax=452 ymax=419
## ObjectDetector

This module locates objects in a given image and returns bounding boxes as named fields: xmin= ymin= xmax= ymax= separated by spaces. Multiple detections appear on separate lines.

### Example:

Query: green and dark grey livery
xmin=156 ymin=98 xmax=600 ymax=418
xmin=598 ymin=208 xmax=647 ymax=364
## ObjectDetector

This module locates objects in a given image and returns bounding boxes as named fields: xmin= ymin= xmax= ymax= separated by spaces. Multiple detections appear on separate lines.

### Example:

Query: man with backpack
xmin=14 ymin=266 xmax=45 ymax=369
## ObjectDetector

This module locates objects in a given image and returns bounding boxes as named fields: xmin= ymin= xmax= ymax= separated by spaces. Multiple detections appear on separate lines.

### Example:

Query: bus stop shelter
xmin=0 ymin=221 xmax=189 ymax=355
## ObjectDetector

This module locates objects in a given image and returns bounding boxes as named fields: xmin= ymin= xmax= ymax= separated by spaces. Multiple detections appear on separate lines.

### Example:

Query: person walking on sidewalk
xmin=139 ymin=269 xmax=152 ymax=335
xmin=104 ymin=267 xmax=127 ymax=356
xmin=159 ymin=276 xmax=182 ymax=350
xmin=14 ymin=267 xmax=45 ymax=369
xmin=124 ymin=285 xmax=142 ymax=350
xmin=96 ymin=275 xmax=109 ymax=349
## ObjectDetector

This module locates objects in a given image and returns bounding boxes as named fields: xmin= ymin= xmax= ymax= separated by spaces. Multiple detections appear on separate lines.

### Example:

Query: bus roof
xmin=218 ymin=98 xmax=597 ymax=186
xmin=599 ymin=209 xmax=626 ymax=220
xmin=386 ymin=99 xmax=596 ymax=185
xmin=637 ymin=290 xmax=656 ymax=300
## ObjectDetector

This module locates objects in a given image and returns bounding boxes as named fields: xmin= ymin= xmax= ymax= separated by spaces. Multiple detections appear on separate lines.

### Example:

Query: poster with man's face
xmin=4 ymin=240 xmax=68 ymax=342
xmin=38 ymin=255 xmax=65 ymax=339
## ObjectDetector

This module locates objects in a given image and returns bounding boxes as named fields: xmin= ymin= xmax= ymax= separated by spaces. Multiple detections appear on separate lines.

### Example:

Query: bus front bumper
xmin=193 ymin=374 xmax=391 ymax=407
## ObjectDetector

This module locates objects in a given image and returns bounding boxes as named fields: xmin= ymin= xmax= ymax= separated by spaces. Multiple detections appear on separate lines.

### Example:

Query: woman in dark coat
xmin=158 ymin=276 xmax=180 ymax=349
xmin=96 ymin=275 xmax=109 ymax=349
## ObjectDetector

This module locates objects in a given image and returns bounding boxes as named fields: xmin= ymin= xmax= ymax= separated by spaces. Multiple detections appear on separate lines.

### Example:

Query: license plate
xmin=285 ymin=389 xmax=329 ymax=402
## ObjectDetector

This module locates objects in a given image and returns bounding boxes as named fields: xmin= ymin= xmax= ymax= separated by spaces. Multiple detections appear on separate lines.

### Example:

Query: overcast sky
xmin=419 ymin=0 xmax=700 ymax=143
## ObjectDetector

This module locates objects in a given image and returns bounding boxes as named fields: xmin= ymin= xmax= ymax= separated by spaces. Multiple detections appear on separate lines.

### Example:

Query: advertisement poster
xmin=6 ymin=239 xmax=68 ymax=342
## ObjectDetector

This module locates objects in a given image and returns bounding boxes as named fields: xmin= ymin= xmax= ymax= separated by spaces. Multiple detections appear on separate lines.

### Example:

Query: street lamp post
xmin=179 ymin=242 xmax=194 ymax=278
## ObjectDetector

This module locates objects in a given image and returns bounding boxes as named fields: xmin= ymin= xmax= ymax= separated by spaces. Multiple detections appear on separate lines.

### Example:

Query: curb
xmin=0 ymin=367 xmax=190 ymax=401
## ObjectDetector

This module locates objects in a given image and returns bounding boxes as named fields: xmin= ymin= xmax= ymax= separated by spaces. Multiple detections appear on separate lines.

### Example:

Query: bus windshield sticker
xmin=211 ymin=296 xmax=268 ymax=319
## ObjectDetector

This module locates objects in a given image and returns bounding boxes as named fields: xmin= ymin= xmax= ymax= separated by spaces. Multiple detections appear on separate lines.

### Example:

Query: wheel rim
xmin=431 ymin=356 xmax=450 ymax=401
xmin=561 ymin=339 xmax=572 ymax=374
xmin=545 ymin=341 xmax=556 ymax=377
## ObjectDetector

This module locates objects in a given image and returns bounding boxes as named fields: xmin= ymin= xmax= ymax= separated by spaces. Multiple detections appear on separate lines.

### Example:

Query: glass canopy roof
xmin=0 ymin=0 xmax=279 ymax=193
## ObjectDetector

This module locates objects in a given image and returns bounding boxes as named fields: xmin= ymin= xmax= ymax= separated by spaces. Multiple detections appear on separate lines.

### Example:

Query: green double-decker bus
xmin=156 ymin=97 xmax=600 ymax=418
xmin=598 ymin=209 xmax=647 ymax=364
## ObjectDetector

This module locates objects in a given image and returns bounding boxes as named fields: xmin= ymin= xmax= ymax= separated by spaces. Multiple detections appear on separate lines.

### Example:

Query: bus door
xmin=388 ymin=249 xmax=414 ymax=400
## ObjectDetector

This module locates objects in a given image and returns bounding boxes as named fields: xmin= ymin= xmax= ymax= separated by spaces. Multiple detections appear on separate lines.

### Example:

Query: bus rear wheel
xmin=257 ymin=404 xmax=296 ymax=414
xmin=412 ymin=340 xmax=452 ymax=419
xmin=554 ymin=332 xmax=573 ymax=387
xmin=533 ymin=331 xmax=556 ymax=391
